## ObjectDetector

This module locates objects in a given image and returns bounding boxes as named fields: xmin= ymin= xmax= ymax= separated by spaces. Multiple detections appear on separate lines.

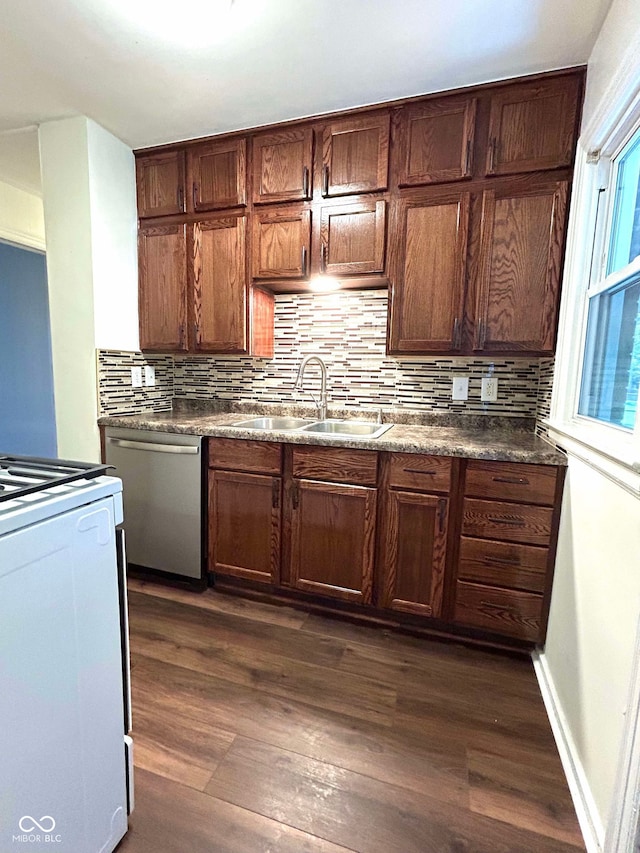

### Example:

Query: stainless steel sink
xmin=231 ymin=416 xmax=316 ymax=431
xmin=301 ymin=420 xmax=393 ymax=438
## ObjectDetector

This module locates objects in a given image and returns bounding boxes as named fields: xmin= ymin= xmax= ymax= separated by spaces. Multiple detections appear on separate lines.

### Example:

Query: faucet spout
xmin=294 ymin=355 xmax=328 ymax=420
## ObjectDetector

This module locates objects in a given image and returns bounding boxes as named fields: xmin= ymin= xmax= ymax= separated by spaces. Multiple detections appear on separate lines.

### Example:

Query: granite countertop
xmin=99 ymin=404 xmax=566 ymax=466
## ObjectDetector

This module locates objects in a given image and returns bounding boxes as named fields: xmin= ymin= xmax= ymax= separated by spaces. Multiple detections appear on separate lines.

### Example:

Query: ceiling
xmin=0 ymin=0 xmax=612 ymax=196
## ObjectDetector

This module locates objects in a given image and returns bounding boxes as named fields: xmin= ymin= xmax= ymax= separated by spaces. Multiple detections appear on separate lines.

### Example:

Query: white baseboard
xmin=533 ymin=650 xmax=605 ymax=853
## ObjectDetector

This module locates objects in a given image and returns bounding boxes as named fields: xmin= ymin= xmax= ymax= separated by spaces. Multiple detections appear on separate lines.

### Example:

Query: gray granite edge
xmin=99 ymin=411 xmax=567 ymax=466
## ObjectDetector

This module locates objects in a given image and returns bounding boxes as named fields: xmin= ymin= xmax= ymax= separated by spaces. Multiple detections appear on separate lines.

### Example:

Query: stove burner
xmin=0 ymin=455 xmax=112 ymax=503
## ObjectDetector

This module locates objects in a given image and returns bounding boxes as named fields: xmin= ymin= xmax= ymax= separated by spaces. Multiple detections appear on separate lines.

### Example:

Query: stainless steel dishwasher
xmin=105 ymin=427 xmax=204 ymax=581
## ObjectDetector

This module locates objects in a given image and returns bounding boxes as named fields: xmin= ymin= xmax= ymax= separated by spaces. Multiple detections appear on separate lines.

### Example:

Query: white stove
xmin=0 ymin=454 xmax=133 ymax=853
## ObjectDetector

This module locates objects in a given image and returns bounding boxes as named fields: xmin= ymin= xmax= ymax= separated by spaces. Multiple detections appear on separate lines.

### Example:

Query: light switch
xmin=144 ymin=365 xmax=156 ymax=387
xmin=452 ymin=376 xmax=469 ymax=400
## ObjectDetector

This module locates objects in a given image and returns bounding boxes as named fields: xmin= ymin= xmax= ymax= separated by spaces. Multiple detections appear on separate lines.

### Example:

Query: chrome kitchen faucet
xmin=294 ymin=355 xmax=328 ymax=420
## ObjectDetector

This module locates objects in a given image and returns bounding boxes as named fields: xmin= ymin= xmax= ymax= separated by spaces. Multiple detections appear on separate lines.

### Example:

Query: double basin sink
xmin=231 ymin=416 xmax=393 ymax=439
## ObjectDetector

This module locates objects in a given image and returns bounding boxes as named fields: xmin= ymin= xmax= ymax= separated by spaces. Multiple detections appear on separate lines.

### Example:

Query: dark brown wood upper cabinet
xmin=138 ymin=223 xmax=188 ymax=351
xmin=192 ymin=214 xmax=247 ymax=353
xmin=136 ymin=151 xmax=185 ymax=218
xmin=321 ymin=112 xmax=390 ymax=196
xmin=473 ymin=180 xmax=568 ymax=353
xmin=486 ymin=75 xmax=582 ymax=175
xmin=188 ymin=138 xmax=246 ymax=212
xmin=252 ymin=127 xmax=313 ymax=204
xmin=252 ymin=206 xmax=311 ymax=280
xmin=397 ymin=97 xmax=477 ymax=186
xmin=388 ymin=191 xmax=469 ymax=353
xmin=319 ymin=199 xmax=386 ymax=277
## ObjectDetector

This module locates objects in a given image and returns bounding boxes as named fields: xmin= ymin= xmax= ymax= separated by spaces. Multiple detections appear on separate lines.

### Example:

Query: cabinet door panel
xmin=193 ymin=215 xmax=247 ymax=352
xmin=189 ymin=138 xmax=246 ymax=211
xmin=474 ymin=182 xmax=567 ymax=353
xmin=253 ymin=127 xmax=313 ymax=204
xmin=388 ymin=191 xmax=469 ymax=353
xmin=252 ymin=207 xmax=311 ymax=279
xmin=320 ymin=199 xmax=386 ymax=276
xmin=381 ymin=491 xmax=448 ymax=617
xmin=322 ymin=113 xmax=390 ymax=196
xmin=398 ymin=97 xmax=476 ymax=186
xmin=290 ymin=480 xmax=376 ymax=604
xmin=209 ymin=470 xmax=280 ymax=584
xmin=138 ymin=223 xmax=187 ymax=351
xmin=136 ymin=151 xmax=185 ymax=218
xmin=486 ymin=76 xmax=581 ymax=175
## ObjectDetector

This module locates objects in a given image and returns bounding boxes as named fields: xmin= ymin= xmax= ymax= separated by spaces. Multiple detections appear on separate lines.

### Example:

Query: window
xmin=577 ymin=125 xmax=640 ymax=432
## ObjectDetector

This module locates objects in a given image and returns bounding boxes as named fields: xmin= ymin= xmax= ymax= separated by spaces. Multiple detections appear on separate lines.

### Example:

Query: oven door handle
xmin=106 ymin=437 xmax=199 ymax=454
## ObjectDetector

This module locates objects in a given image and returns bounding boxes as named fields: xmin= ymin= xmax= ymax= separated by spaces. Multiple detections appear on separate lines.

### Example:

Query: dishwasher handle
xmin=106 ymin=437 xmax=200 ymax=455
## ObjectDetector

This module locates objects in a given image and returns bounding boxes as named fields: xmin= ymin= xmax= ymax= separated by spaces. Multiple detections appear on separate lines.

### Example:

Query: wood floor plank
xmin=468 ymin=748 xmax=584 ymax=847
xmin=205 ymin=736 xmax=583 ymax=853
xmin=117 ymin=767 xmax=355 ymax=853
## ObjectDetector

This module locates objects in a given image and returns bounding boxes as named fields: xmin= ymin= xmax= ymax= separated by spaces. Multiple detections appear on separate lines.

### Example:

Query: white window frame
xmin=548 ymin=80 xmax=640 ymax=492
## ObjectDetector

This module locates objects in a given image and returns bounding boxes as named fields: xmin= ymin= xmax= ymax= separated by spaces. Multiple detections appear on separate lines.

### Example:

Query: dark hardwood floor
xmin=117 ymin=578 xmax=584 ymax=853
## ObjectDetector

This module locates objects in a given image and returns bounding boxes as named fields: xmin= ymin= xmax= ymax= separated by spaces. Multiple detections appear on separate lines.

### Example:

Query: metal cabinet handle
xmin=178 ymin=185 xmax=184 ymax=210
xmin=301 ymin=245 xmax=308 ymax=277
xmin=403 ymin=468 xmax=437 ymax=476
xmin=292 ymin=481 xmax=300 ymax=510
xmin=321 ymin=243 xmax=327 ymax=271
xmin=106 ymin=438 xmax=199 ymax=455
xmin=487 ymin=516 xmax=526 ymax=527
xmin=465 ymin=139 xmax=472 ymax=175
xmin=192 ymin=183 xmax=198 ymax=209
xmin=322 ymin=164 xmax=329 ymax=196
xmin=272 ymin=479 xmax=280 ymax=509
xmin=302 ymin=166 xmax=310 ymax=198
xmin=438 ymin=499 xmax=447 ymax=534
xmin=492 ymin=476 xmax=530 ymax=485
xmin=482 ymin=555 xmax=521 ymax=566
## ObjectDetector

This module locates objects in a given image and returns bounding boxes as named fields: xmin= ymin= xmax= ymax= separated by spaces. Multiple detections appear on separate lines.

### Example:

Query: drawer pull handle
xmin=302 ymin=165 xmax=310 ymax=198
xmin=492 ymin=476 xmax=530 ymax=485
xmin=437 ymin=498 xmax=447 ymax=534
xmin=272 ymin=480 xmax=280 ymax=509
xmin=322 ymin=164 xmax=329 ymax=196
xmin=482 ymin=555 xmax=521 ymax=566
xmin=487 ymin=516 xmax=526 ymax=527
xmin=292 ymin=482 xmax=300 ymax=510
xmin=480 ymin=600 xmax=517 ymax=615
xmin=403 ymin=468 xmax=437 ymax=476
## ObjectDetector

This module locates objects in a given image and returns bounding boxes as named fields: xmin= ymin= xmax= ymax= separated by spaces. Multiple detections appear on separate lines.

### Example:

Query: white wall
xmin=39 ymin=116 xmax=138 ymax=461
xmin=542 ymin=0 xmax=640 ymax=847
xmin=0 ymin=180 xmax=45 ymax=251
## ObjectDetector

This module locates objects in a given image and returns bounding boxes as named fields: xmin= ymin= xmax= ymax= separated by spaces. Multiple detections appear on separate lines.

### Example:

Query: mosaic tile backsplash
xmin=98 ymin=290 xmax=554 ymax=426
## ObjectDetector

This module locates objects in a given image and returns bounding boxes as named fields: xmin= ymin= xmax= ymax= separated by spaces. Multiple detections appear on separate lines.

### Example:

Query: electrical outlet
xmin=452 ymin=376 xmax=469 ymax=401
xmin=131 ymin=366 xmax=143 ymax=388
xmin=144 ymin=365 xmax=156 ymax=387
xmin=481 ymin=377 xmax=498 ymax=402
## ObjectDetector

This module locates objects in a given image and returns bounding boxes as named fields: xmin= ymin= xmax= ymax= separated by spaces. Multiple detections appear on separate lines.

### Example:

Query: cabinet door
xmin=252 ymin=127 xmax=313 ymax=204
xmin=138 ymin=223 xmax=187 ymax=351
xmin=388 ymin=191 xmax=469 ymax=353
xmin=136 ymin=151 xmax=185 ymax=218
xmin=474 ymin=181 xmax=568 ymax=353
xmin=209 ymin=470 xmax=281 ymax=584
xmin=192 ymin=215 xmax=247 ymax=353
xmin=380 ymin=491 xmax=448 ymax=617
xmin=321 ymin=113 xmax=390 ymax=196
xmin=486 ymin=76 xmax=582 ymax=175
xmin=397 ymin=97 xmax=476 ymax=186
xmin=252 ymin=206 xmax=311 ymax=279
xmin=188 ymin=138 xmax=246 ymax=212
xmin=290 ymin=479 xmax=376 ymax=604
xmin=319 ymin=199 xmax=386 ymax=276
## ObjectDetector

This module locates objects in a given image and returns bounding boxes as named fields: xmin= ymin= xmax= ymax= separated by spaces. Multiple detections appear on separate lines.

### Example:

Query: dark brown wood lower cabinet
xmin=289 ymin=478 xmax=376 ymax=605
xmin=380 ymin=490 xmax=448 ymax=617
xmin=209 ymin=469 xmax=281 ymax=584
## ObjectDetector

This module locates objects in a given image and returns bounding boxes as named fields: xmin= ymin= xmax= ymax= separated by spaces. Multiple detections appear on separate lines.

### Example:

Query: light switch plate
xmin=144 ymin=365 xmax=156 ymax=387
xmin=452 ymin=376 xmax=469 ymax=401
xmin=131 ymin=367 xmax=143 ymax=388
xmin=481 ymin=377 xmax=498 ymax=401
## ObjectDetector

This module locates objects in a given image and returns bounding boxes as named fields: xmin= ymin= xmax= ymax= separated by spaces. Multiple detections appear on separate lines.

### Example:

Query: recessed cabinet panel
xmin=388 ymin=192 xmax=469 ymax=353
xmin=253 ymin=127 xmax=313 ymax=204
xmin=138 ymin=223 xmax=187 ymax=351
xmin=320 ymin=199 xmax=386 ymax=276
xmin=189 ymin=138 xmax=246 ymax=211
xmin=474 ymin=182 xmax=568 ymax=353
xmin=322 ymin=113 xmax=390 ymax=196
xmin=136 ymin=151 xmax=185 ymax=218
xmin=192 ymin=215 xmax=247 ymax=353
xmin=398 ymin=97 xmax=476 ymax=186
xmin=252 ymin=207 xmax=311 ymax=280
xmin=486 ymin=76 xmax=581 ymax=175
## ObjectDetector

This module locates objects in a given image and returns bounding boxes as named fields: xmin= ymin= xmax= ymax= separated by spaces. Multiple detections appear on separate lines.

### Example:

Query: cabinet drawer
xmin=388 ymin=453 xmax=452 ymax=492
xmin=454 ymin=581 xmax=543 ymax=642
xmin=465 ymin=460 xmax=558 ymax=505
xmin=462 ymin=498 xmax=553 ymax=546
xmin=209 ymin=438 xmax=282 ymax=474
xmin=292 ymin=446 xmax=377 ymax=486
xmin=458 ymin=537 xmax=548 ymax=593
